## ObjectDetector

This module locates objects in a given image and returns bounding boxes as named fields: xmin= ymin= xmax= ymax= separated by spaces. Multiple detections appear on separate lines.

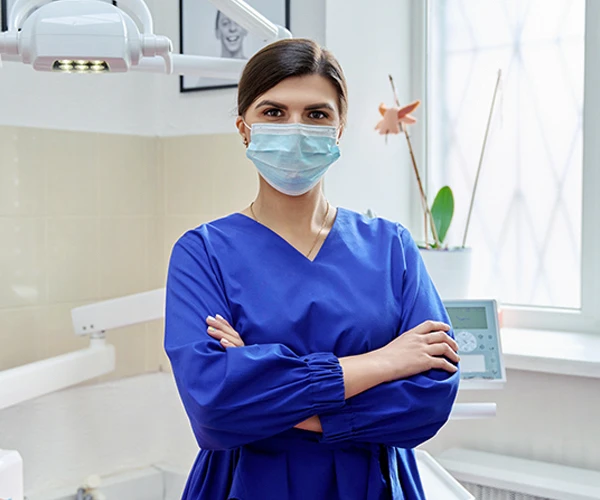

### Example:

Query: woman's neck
xmin=250 ymin=180 xmax=329 ymax=235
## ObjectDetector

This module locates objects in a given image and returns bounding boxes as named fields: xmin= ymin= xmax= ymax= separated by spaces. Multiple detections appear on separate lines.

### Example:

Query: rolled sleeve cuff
xmin=304 ymin=352 xmax=346 ymax=413
xmin=319 ymin=403 xmax=356 ymax=443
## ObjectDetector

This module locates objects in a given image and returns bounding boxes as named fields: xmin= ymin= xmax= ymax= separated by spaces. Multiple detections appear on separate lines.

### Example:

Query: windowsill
xmin=501 ymin=328 xmax=600 ymax=379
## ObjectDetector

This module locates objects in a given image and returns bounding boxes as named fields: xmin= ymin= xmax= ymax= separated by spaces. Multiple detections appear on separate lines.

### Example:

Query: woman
xmin=165 ymin=38 xmax=460 ymax=500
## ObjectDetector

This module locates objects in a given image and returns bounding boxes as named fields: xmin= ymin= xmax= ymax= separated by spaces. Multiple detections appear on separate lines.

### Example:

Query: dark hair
xmin=237 ymin=39 xmax=348 ymax=126
xmin=215 ymin=10 xmax=226 ymax=31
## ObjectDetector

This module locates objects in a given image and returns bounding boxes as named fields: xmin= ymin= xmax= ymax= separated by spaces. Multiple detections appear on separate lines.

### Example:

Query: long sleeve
xmin=164 ymin=230 xmax=346 ymax=451
xmin=319 ymin=227 xmax=460 ymax=448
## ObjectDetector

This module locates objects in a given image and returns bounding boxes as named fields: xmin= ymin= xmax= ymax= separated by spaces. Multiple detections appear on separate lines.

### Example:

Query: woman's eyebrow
xmin=305 ymin=103 xmax=335 ymax=111
xmin=255 ymin=100 xmax=288 ymax=109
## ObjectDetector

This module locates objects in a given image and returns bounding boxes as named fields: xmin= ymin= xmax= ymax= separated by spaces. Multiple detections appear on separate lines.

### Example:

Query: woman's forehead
xmin=253 ymin=75 xmax=339 ymax=106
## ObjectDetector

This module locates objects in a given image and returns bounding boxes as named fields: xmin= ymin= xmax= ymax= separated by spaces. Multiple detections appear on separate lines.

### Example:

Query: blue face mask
xmin=245 ymin=122 xmax=341 ymax=196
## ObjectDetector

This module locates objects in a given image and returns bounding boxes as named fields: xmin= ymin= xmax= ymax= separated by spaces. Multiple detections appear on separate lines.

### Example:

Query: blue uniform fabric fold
xmin=165 ymin=208 xmax=459 ymax=499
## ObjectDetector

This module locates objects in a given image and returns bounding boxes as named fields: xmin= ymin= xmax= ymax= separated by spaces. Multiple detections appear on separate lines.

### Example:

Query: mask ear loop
xmin=242 ymin=120 xmax=252 ymax=147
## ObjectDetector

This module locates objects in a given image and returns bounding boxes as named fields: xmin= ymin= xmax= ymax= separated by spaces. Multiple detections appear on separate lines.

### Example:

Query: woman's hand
xmin=206 ymin=315 xmax=245 ymax=348
xmin=206 ymin=315 xmax=322 ymax=433
xmin=375 ymin=320 xmax=460 ymax=382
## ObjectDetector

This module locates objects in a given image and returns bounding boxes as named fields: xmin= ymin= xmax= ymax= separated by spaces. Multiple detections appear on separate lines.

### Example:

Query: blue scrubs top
xmin=165 ymin=208 xmax=459 ymax=500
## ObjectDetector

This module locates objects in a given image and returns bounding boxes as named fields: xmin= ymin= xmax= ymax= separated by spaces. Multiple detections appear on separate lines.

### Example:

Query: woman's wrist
xmin=363 ymin=348 xmax=395 ymax=384
xmin=338 ymin=349 xmax=392 ymax=399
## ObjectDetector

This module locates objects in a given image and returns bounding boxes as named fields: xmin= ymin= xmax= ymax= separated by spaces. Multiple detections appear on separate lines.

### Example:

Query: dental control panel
xmin=444 ymin=299 xmax=506 ymax=389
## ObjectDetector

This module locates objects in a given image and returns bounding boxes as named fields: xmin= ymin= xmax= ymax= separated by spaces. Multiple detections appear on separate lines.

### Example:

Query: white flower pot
xmin=419 ymin=247 xmax=473 ymax=300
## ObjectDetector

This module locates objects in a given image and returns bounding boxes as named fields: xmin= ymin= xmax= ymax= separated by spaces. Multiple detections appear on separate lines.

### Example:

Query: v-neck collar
xmin=234 ymin=206 xmax=343 ymax=263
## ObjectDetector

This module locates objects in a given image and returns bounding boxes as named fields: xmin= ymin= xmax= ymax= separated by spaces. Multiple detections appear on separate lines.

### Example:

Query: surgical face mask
xmin=244 ymin=122 xmax=341 ymax=196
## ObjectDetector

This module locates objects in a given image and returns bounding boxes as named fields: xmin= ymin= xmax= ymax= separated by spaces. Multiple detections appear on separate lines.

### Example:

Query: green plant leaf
xmin=431 ymin=186 xmax=454 ymax=245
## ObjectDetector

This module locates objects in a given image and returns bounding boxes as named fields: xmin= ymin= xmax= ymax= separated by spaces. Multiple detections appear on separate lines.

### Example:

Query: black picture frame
xmin=1 ymin=0 xmax=117 ymax=32
xmin=1 ymin=0 xmax=9 ymax=31
xmin=179 ymin=0 xmax=290 ymax=93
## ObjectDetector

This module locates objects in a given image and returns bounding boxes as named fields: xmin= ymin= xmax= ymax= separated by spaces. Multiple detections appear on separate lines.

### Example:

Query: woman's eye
xmin=309 ymin=111 xmax=328 ymax=120
xmin=264 ymin=109 xmax=283 ymax=118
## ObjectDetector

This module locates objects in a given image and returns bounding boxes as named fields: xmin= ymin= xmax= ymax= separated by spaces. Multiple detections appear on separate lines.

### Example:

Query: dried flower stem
xmin=388 ymin=75 xmax=440 ymax=247
xmin=461 ymin=69 xmax=502 ymax=248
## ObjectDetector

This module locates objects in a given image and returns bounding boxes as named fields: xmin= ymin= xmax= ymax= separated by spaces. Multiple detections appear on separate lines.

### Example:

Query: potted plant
xmin=373 ymin=72 xmax=502 ymax=299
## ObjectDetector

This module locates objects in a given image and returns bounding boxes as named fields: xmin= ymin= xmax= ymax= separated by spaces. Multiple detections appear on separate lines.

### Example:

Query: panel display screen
xmin=446 ymin=306 xmax=488 ymax=330
xmin=460 ymin=354 xmax=486 ymax=373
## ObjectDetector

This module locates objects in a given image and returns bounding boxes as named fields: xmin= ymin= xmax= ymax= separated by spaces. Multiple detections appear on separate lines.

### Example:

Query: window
xmin=422 ymin=0 xmax=600 ymax=331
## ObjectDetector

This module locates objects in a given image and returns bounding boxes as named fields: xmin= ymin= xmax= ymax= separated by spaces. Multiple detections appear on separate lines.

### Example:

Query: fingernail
xmin=216 ymin=314 xmax=225 ymax=321
xmin=221 ymin=338 xmax=231 ymax=345
xmin=207 ymin=316 xmax=216 ymax=322
xmin=208 ymin=326 xmax=216 ymax=332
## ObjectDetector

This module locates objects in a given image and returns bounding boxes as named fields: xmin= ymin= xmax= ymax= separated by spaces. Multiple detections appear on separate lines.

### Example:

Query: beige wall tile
xmin=0 ymin=218 xmax=46 ymax=308
xmin=147 ymin=216 xmax=166 ymax=289
xmin=0 ymin=307 xmax=45 ymax=370
xmin=98 ymin=217 xmax=150 ymax=298
xmin=104 ymin=324 xmax=148 ymax=379
xmin=45 ymin=129 xmax=99 ymax=216
xmin=0 ymin=127 xmax=47 ymax=216
xmin=97 ymin=135 xmax=159 ymax=216
xmin=163 ymin=135 xmax=207 ymax=216
xmin=46 ymin=218 xmax=100 ymax=303
xmin=156 ymin=139 xmax=166 ymax=217
xmin=163 ymin=134 xmax=257 ymax=216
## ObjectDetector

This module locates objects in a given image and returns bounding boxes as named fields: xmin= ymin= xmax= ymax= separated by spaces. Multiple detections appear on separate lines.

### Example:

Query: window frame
xmin=411 ymin=0 xmax=600 ymax=333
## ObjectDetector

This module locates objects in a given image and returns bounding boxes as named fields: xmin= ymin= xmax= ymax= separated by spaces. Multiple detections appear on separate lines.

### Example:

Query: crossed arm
xmin=205 ymin=314 xmax=459 ymax=434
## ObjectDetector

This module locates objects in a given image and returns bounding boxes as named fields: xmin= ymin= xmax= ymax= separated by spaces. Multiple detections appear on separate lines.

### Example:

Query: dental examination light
xmin=0 ymin=0 xmax=292 ymax=76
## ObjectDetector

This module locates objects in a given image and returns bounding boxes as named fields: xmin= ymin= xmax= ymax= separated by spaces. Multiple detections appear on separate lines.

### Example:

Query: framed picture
xmin=179 ymin=0 xmax=290 ymax=93
xmin=1 ymin=0 xmax=117 ymax=32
